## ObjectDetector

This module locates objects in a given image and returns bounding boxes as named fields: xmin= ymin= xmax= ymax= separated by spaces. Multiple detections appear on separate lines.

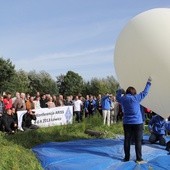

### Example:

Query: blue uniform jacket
xmin=101 ymin=96 xmax=111 ymax=110
xmin=148 ymin=115 xmax=166 ymax=135
xmin=116 ymin=81 xmax=151 ymax=124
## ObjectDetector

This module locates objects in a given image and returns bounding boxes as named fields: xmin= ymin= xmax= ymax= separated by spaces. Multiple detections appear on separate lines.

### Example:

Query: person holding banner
xmin=116 ymin=77 xmax=152 ymax=164
xmin=22 ymin=109 xmax=39 ymax=131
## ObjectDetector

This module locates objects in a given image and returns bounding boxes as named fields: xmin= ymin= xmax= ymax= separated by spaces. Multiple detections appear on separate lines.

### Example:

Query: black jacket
xmin=40 ymin=99 xmax=47 ymax=108
xmin=22 ymin=112 xmax=36 ymax=128
xmin=2 ymin=114 xmax=15 ymax=132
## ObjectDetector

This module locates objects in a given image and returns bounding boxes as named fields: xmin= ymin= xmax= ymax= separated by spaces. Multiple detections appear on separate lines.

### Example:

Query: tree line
xmin=0 ymin=57 xmax=119 ymax=96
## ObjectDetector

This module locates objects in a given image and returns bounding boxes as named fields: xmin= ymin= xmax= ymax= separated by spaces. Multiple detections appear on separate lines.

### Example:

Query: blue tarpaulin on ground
xmin=32 ymin=135 xmax=170 ymax=170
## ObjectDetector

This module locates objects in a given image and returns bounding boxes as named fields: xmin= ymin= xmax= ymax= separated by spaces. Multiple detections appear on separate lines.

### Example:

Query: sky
xmin=0 ymin=0 xmax=170 ymax=81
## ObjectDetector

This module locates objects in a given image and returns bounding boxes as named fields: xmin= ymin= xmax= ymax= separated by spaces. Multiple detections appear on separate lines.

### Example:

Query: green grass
xmin=0 ymin=114 xmax=124 ymax=170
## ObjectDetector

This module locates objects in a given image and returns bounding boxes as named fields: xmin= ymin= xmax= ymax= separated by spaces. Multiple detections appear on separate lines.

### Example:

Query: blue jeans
xmin=123 ymin=123 xmax=143 ymax=161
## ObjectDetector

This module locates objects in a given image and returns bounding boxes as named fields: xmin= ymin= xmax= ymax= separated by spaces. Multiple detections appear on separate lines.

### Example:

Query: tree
xmin=82 ymin=76 xmax=119 ymax=96
xmin=0 ymin=57 xmax=15 ymax=93
xmin=57 ymin=71 xmax=84 ymax=96
xmin=5 ymin=69 xmax=30 ymax=94
xmin=82 ymin=81 xmax=91 ymax=96
xmin=28 ymin=70 xmax=58 ymax=95
xmin=56 ymin=74 xmax=65 ymax=94
xmin=39 ymin=71 xmax=59 ymax=95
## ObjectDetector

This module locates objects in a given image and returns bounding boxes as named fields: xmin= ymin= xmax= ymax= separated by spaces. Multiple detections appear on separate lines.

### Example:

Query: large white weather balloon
xmin=114 ymin=8 xmax=170 ymax=119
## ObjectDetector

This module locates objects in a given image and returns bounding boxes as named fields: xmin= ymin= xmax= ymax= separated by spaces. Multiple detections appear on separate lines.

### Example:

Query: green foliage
xmin=0 ymin=115 xmax=124 ymax=169
xmin=56 ymin=74 xmax=65 ymax=94
xmin=0 ymin=57 xmax=15 ymax=93
xmin=82 ymin=76 xmax=119 ymax=96
xmin=28 ymin=70 xmax=59 ymax=95
xmin=57 ymin=71 xmax=84 ymax=96
xmin=5 ymin=69 xmax=30 ymax=94
xmin=0 ymin=133 xmax=42 ymax=170
xmin=0 ymin=57 xmax=119 ymax=98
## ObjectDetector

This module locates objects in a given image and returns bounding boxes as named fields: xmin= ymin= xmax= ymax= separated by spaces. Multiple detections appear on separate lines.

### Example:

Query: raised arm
xmin=135 ymin=77 xmax=152 ymax=102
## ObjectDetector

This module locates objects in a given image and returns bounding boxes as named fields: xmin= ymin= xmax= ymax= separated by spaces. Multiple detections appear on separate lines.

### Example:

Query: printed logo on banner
xmin=65 ymin=107 xmax=72 ymax=122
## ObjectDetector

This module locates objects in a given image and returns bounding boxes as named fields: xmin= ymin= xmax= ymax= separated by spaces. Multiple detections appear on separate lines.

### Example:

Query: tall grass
xmin=0 ymin=114 xmax=124 ymax=170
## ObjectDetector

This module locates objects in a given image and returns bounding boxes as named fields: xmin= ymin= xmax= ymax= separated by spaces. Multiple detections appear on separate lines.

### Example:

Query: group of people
xmin=0 ymin=92 xmax=48 ymax=134
xmin=2 ymin=79 xmax=169 ymax=164
xmin=116 ymin=77 xmax=170 ymax=164
xmin=0 ymin=90 xmax=121 ymax=133
xmin=73 ymin=94 xmax=121 ymax=125
xmin=0 ymin=89 xmax=125 ymax=134
xmin=0 ymin=91 xmax=75 ymax=134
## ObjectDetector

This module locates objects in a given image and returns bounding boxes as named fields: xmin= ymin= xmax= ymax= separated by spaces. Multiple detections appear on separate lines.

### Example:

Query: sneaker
xmin=136 ymin=160 xmax=147 ymax=164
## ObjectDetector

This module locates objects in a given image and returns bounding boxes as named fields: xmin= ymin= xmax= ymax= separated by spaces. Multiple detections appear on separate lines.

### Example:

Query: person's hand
xmin=116 ymin=88 xmax=125 ymax=94
xmin=30 ymin=111 xmax=35 ymax=115
xmin=148 ymin=76 xmax=152 ymax=82
xmin=149 ymin=129 xmax=153 ymax=133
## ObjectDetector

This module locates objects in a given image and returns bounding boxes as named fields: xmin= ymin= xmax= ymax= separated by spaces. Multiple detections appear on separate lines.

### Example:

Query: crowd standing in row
xmin=0 ymin=91 xmax=124 ymax=133
xmin=0 ymin=90 xmax=164 ymax=136
xmin=1 ymin=79 xmax=170 ymax=166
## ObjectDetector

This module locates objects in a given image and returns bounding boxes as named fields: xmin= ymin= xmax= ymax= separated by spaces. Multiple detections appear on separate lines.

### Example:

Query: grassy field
xmin=0 ymin=114 xmax=125 ymax=170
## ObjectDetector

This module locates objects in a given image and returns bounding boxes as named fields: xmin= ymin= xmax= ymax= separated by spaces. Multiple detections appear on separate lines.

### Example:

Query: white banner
xmin=17 ymin=106 xmax=73 ymax=130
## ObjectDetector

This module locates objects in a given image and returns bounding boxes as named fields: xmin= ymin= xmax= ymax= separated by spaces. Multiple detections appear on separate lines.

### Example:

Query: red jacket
xmin=3 ymin=98 xmax=12 ymax=110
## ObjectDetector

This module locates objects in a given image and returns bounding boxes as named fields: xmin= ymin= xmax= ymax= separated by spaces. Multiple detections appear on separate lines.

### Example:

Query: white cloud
xmin=13 ymin=45 xmax=116 ymax=80
xmin=15 ymin=45 xmax=114 ymax=67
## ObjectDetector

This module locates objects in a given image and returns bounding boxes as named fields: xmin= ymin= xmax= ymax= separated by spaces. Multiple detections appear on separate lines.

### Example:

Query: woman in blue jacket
xmin=116 ymin=77 xmax=152 ymax=163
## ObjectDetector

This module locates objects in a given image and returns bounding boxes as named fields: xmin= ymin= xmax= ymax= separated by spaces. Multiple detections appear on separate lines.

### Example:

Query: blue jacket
xmin=101 ymin=96 xmax=111 ymax=110
xmin=148 ymin=115 xmax=166 ymax=135
xmin=165 ymin=121 xmax=170 ymax=131
xmin=116 ymin=81 xmax=151 ymax=124
xmin=84 ymin=100 xmax=89 ymax=112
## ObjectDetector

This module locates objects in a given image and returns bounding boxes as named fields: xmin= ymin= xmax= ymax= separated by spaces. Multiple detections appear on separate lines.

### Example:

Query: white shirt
xmin=73 ymin=100 xmax=82 ymax=111
xmin=33 ymin=100 xmax=41 ymax=109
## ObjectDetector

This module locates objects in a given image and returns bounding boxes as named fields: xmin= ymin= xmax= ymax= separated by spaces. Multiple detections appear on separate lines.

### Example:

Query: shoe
xmin=136 ymin=160 xmax=147 ymax=164
xmin=123 ymin=158 xmax=129 ymax=162
xmin=165 ymin=147 xmax=170 ymax=152
xmin=142 ymin=139 xmax=145 ymax=145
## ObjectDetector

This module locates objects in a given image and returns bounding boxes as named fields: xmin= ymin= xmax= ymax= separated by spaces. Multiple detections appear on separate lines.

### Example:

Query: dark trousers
xmin=74 ymin=111 xmax=81 ymax=122
xmin=149 ymin=133 xmax=166 ymax=146
xmin=0 ymin=117 xmax=3 ymax=131
xmin=123 ymin=123 xmax=143 ymax=161
xmin=85 ymin=111 xmax=89 ymax=118
xmin=97 ymin=109 xmax=103 ymax=117
xmin=23 ymin=124 xmax=39 ymax=131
